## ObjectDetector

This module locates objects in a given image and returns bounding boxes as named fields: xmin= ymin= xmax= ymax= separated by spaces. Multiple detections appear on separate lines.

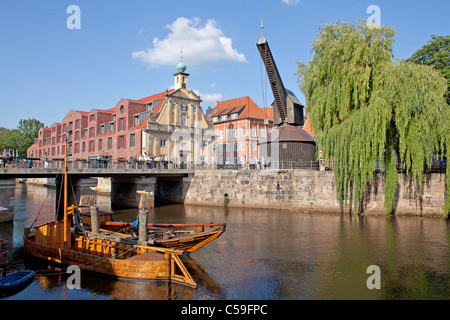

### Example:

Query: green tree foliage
xmin=0 ymin=118 xmax=43 ymax=158
xmin=296 ymin=21 xmax=449 ymax=217
xmin=407 ymin=35 xmax=449 ymax=104
xmin=18 ymin=118 xmax=44 ymax=143
xmin=0 ymin=129 xmax=30 ymax=157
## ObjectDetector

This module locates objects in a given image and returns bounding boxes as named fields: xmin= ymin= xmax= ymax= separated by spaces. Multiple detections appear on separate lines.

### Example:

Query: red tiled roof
xmin=211 ymin=96 xmax=273 ymax=121
xmin=28 ymin=143 xmax=39 ymax=150
xmin=75 ymin=111 xmax=89 ymax=116
xmin=128 ymin=90 xmax=174 ymax=114
xmin=95 ymin=107 xmax=116 ymax=114
xmin=302 ymin=117 xmax=314 ymax=138
xmin=129 ymin=117 xmax=149 ymax=131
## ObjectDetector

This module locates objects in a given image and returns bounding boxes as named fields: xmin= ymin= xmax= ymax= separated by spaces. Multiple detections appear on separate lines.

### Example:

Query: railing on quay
xmin=1 ymin=158 xmax=446 ymax=173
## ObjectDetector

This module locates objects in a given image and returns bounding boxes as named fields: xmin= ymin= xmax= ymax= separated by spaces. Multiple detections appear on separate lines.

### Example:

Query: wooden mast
xmin=63 ymin=139 xmax=70 ymax=249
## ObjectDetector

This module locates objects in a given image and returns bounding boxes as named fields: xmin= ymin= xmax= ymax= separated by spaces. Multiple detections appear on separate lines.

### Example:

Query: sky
xmin=0 ymin=0 xmax=448 ymax=129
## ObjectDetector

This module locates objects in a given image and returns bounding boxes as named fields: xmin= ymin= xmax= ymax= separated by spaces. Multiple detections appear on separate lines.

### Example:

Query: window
xmin=233 ymin=127 xmax=238 ymax=137
xmin=233 ymin=142 xmax=238 ymax=152
xmin=220 ymin=115 xmax=228 ymax=121
xmin=75 ymin=119 xmax=79 ymax=129
xmin=98 ymin=139 xmax=103 ymax=151
xmin=241 ymin=126 xmax=246 ymax=137
xmin=90 ymin=114 xmax=95 ymax=122
xmin=84 ymin=128 xmax=88 ymax=138
xmin=82 ymin=142 xmax=86 ymax=153
xmin=259 ymin=128 xmax=264 ymax=137
xmin=226 ymin=129 xmax=231 ymax=138
xmin=100 ymin=125 xmax=105 ymax=134
xmin=134 ymin=115 xmax=139 ymax=126
xmin=252 ymin=141 xmax=257 ymax=151
xmin=130 ymin=134 xmax=135 ymax=147
xmin=118 ymin=135 xmax=124 ymax=149
xmin=160 ymin=139 xmax=166 ymax=148
xmin=181 ymin=114 xmax=187 ymax=125
xmin=212 ymin=117 xmax=218 ymax=122
xmin=231 ymin=113 xmax=238 ymax=120
xmin=251 ymin=127 xmax=256 ymax=137
xmin=119 ymin=118 xmax=124 ymax=131
xmin=240 ymin=141 xmax=245 ymax=151
xmin=89 ymin=141 xmax=94 ymax=152
xmin=89 ymin=127 xmax=94 ymax=138
xmin=74 ymin=143 xmax=79 ymax=154
xmin=75 ymin=131 xmax=79 ymax=141
xmin=108 ymin=137 xmax=112 ymax=150
xmin=219 ymin=130 xmax=223 ymax=139
xmin=110 ymin=122 xmax=115 ymax=132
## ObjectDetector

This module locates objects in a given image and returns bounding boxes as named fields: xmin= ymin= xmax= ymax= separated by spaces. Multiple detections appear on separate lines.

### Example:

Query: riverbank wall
xmin=182 ymin=169 xmax=447 ymax=217
xmin=23 ymin=169 xmax=447 ymax=217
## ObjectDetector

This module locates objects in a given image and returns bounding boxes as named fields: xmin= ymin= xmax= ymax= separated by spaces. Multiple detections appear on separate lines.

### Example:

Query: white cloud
xmin=132 ymin=17 xmax=247 ymax=68
xmin=282 ymin=0 xmax=300 ymax=6
xmin=193 ymin=90 xmax=224 ymax=103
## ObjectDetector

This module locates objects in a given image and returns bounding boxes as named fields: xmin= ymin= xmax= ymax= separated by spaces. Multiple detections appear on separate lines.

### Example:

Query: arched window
xmin=181 ymin=114 xmax=187 ymax=125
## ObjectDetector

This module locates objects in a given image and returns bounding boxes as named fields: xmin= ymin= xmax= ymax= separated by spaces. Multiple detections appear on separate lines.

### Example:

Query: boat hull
xmin=23 ymin=224 xmax=197 ymax=287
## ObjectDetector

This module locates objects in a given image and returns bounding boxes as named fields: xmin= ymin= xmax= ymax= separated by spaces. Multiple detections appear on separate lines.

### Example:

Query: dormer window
xmin=212 ymin=117 xmax=218 ymax=122
xmin=220 ymin=115 xmax=228 ymax=121
xmin=231 ymin=113 xmax=238 ymax=120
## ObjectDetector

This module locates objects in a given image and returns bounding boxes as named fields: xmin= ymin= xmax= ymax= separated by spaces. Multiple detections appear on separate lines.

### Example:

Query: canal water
xmin=0 ymin=184 xmax=449 ymax=300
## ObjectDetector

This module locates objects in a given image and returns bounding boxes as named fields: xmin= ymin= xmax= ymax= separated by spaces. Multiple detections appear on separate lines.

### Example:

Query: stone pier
xmin=110 ymin=176 xmax=156 ymax=209
xmin=0 ymin=179 xmax=15 ymax=223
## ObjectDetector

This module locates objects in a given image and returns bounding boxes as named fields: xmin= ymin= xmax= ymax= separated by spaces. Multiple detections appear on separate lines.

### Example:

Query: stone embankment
xmin=22 ymin=170 xmax=446 ymax=217
xmin=183 ymin=169 xmax=446 ymax=217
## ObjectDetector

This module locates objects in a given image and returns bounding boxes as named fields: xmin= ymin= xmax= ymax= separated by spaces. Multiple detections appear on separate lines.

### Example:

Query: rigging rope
xmin=30 ymin=173 xmax=61 ymax=229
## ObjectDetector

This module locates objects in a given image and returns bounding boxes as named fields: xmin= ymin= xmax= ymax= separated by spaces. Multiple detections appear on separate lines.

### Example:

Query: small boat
xmin=0 ymin=270 xmax=35 ymax=291
xmin=23 ymin=141 xmax=198 ymax=287
xmin=98 ymin=219 xmax=226 ymax=254
xmin=79 ymin=192 xmax=226 ymax=254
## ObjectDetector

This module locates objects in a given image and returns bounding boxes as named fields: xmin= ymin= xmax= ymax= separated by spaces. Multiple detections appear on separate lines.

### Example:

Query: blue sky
xmin=0 ymin=0 xmax=448 ymax=129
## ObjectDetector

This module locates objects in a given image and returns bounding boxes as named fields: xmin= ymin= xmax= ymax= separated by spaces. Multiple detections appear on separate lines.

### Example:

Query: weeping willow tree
xmin=296 ymin=20 xmax=449 ymax=217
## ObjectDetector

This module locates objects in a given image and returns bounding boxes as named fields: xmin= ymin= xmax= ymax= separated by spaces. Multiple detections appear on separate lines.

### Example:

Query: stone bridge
xmin=0 ymin=168 xmax=196 ymax=217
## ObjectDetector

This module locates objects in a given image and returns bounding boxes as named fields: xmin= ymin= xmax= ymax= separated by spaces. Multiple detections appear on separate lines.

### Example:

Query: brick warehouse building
xmin=27 ymin=59 xmax=214 ymax=167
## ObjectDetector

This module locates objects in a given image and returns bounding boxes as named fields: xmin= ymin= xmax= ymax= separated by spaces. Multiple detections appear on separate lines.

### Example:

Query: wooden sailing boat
xmin=23 ymin=141 xmax=197 ymax=287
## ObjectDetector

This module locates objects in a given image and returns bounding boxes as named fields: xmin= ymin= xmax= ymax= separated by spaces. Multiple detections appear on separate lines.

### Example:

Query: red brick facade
xmin=28 ymin=93 xmax=168 ymax=163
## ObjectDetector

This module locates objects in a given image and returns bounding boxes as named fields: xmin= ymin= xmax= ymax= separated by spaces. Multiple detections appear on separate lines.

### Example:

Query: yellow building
xmin=143 ymin=57 xmax=216 ymax=167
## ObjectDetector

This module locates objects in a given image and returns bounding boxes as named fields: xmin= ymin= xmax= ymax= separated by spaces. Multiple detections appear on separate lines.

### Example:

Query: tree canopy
xmin=296 ymin=20 xmax=449 ymax=217
xmin=407 ymin=35 xmax=449 ymax=104
xmin=0 ymin=118 xmax=44 ymax=158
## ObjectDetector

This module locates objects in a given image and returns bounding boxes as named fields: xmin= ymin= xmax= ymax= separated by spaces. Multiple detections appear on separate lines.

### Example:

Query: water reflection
xmin=0 ymin=184 xmax=449 ymax=300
